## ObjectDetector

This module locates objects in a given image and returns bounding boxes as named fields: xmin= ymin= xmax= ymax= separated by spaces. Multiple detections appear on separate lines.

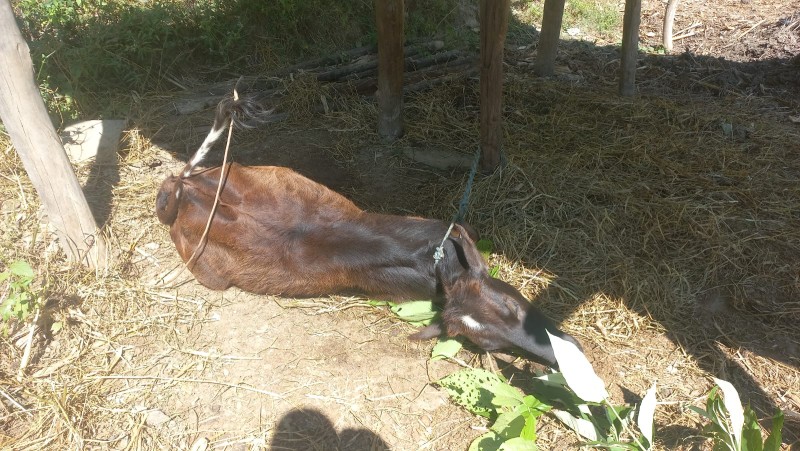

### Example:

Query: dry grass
xmin=1 ymin=62 xmax=799 ymax=450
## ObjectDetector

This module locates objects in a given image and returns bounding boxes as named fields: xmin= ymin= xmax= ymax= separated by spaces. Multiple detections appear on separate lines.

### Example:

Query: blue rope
xmin=434 ymin=147 xmax=482 ymax=265
xmin=454 ymin=147 xmax=482 ymax=223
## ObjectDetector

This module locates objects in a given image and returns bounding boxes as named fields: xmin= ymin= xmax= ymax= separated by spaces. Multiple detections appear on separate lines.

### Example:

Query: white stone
xmin=61 ymin=119 xmax=126 ymax=163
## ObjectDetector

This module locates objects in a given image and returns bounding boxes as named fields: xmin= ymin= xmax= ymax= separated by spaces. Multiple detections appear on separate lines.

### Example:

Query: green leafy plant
xmin=437 ymin=368 xmax=551 ymax=450
xmin=689 ymin=378 xmax=784 ymax=451
xmin=563 ymin=0 xmax=621 ymax=40
xmin=15 ymin=0 xmax=464 ymax=117
xmin=436 ymin=332 xmax=657 ymax=450
xmin=475 ymin=238 xmax=500 ymax=278
xmin=535 ymin=333 xmax=654 ymax=450
xmin=377 ymin=299 xmax=466 ymax=360
xmin=0 ymin=261 xmax=42 ymax=334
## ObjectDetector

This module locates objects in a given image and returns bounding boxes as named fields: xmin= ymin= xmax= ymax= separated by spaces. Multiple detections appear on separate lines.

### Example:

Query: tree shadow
xmin=269 ymin=408 xmax=390 ymax=451
xmin=81 ymin=127 xmax=122 ymax=229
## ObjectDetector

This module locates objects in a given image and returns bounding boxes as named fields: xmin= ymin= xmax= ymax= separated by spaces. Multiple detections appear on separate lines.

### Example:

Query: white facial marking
xmin=183 ymin=124 xmax=225 ymax=177
xmin=461 ymin=315 xmax=483 ymax=331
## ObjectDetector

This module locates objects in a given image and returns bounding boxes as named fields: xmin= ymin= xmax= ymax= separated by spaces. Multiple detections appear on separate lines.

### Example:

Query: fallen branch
xmin=672 ymin=31 xmax=698 ymax=41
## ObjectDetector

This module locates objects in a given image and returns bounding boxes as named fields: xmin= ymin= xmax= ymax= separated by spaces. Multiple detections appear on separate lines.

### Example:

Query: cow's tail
xmin=180 ymin=85 xmax=273 ymax=178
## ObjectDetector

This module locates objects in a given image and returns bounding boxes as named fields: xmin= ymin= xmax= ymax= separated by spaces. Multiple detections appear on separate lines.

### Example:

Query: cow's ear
xmin=155 ymin=175 xmax=182 ymax=225
xmin=450 ymin=224 xmax=489 ymax=274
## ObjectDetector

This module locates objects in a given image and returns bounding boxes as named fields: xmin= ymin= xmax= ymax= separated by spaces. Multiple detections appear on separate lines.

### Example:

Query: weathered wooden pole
xmin=479 ymin=0 xmax=510 ymax=172
xmin=619 ymin=0 xmax=642 ymax=96
xmin=0 ymin=0 xmax=108 ymax=269
xmin=662 ymin=0 xmax=680 ymax=53
xmin=375 ymin=0 xmax=404 ymax=140
xmin=533 ymin=0 xmax=566 ymax=76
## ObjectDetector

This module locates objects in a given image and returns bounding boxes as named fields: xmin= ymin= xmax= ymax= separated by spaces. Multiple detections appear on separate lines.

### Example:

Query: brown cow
xmin=156 ymin=95 xmax=580 ymax=366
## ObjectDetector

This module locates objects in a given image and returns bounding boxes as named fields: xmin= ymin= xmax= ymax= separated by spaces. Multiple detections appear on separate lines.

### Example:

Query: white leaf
xmin=547 ymin=331 xmax=608 ymax=403
xmin=713 ymin=378 xmax=744 ymax=449
xmin=551 ymin=409 xmax=598 ymax=441
xmin=637 ymin=383 xmax=657 ymax=448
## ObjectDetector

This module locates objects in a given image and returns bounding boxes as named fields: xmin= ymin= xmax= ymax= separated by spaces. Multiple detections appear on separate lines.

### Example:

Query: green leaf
xmin=367 ymin=300 xmax=391 ymax=307
xmin=390 ymin=300 xmax=438 ymax=326
xmin=492 ymin=410 xmax=526 ymax=437
xmin=50 ymin=321 xmax=63 ymax=333
xmin=437 ymin=369 xmax=507 ymax=418
xmin=469 ymin=431 xmax=505 ymax=451
xmin=762 ymin=410 xmax=783 ymax=451
xmin=741 ymin=406 xmax=763 ymax=451
xmin=522 ymin=395 xmax=551 ymax=414
xmin=551 ymin=409 xmax=599 ymax=441
xmin=9 ymin=261 xmax=34 ymax=279
xmin=476 ymin=239 xmax=493 ymax=259
xmin=688 ymin=405 xmax=713 ymax=421
xmin=1 ymin=300 xmax=13 ymax=321
xmin=499 ymin=437 xmax=538 ymax=451
xmin=534 ymin=372 xmax=568 ymax=386
xmin=431 ymin=337 xmax=463 ymax=360
xmin=605 ymin=404 xmax=634 ymax=439
xmin=519 ymin=413 xmax=537 ymax=441
xmin=583 ymin=440 xmax=639 ymax=451
xmin=530 ymin=373 xmax=588 ymax=408
xmin=489 ymin=265 xmax=501 ymax=278
xmin=487 ymin=381 xmax=525 ymax=408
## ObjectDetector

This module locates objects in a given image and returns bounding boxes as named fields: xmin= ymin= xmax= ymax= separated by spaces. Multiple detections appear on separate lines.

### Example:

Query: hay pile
xmin=391 ymin=75 xmax=799 ymax=326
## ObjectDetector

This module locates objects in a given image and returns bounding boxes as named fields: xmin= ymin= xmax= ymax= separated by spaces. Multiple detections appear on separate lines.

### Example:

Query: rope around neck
xmin=433 ymin=147 xmax=481 ymax=266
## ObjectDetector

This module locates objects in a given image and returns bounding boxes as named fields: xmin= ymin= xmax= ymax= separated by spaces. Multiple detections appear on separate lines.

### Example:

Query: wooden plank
xmin=0 ymin=0 xmax=108 ymax=269
xmin=534 ymin=0 xmax=567 ymax=76
xmin=619 ymin=0 xmax=642 ymax=96
xmin=479 ymin=0 xmax=510 ymax=172
xmin=375 ymin=0 xmax=405 ymax=140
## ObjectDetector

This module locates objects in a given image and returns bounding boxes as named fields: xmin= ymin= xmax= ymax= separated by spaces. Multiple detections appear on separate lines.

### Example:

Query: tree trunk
xmin=0 ymin=0 xmax=108 ymax=270
xmin=619 ymin=0 xmax=642 ymax=97
xmin=375 ymin=0 xmax=404 ymax=140
xmin=534 ymin=0 xmax=566 ymax=76
xmin=479 ymin=0 xmax=510 ymax=172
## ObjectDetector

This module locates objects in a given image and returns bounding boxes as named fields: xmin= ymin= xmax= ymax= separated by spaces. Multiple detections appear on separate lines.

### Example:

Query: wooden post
xmin=533 ymin=0 xmax=566 ymax=76
xmin=375 ymin=0 xmax=404 ymax=140
xmin=0 ymin=0 xmax=108 ymax=270
xmin=479 ymin=0 xmax=510 ymax=172
xmin=619 ymin=0 xmax=642 ymax=97
xmin=662 ymin=0 xmax=680 ymax=53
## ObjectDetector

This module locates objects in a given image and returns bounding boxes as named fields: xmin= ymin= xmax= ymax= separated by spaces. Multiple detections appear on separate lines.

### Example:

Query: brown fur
xmin=156 ymin=163 xmax=581 ymax=366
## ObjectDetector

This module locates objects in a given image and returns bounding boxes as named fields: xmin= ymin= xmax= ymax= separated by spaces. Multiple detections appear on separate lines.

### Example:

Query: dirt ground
xmin=3 ymin=0 xmax=799 ymax=450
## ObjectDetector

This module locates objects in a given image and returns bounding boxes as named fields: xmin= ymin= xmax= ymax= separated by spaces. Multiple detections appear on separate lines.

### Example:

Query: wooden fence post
xmin=534 ymin=0 xmax=566 ymax=76
xmin=0 ymin=0 xmax=108 ymax=270
xmin=619 ymin=0 xmax=642 ymax=96
xmin=479 ymin=0 xmax=510 ymax=172
xmin=375 ymin=0 xmax=404 ymax=140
